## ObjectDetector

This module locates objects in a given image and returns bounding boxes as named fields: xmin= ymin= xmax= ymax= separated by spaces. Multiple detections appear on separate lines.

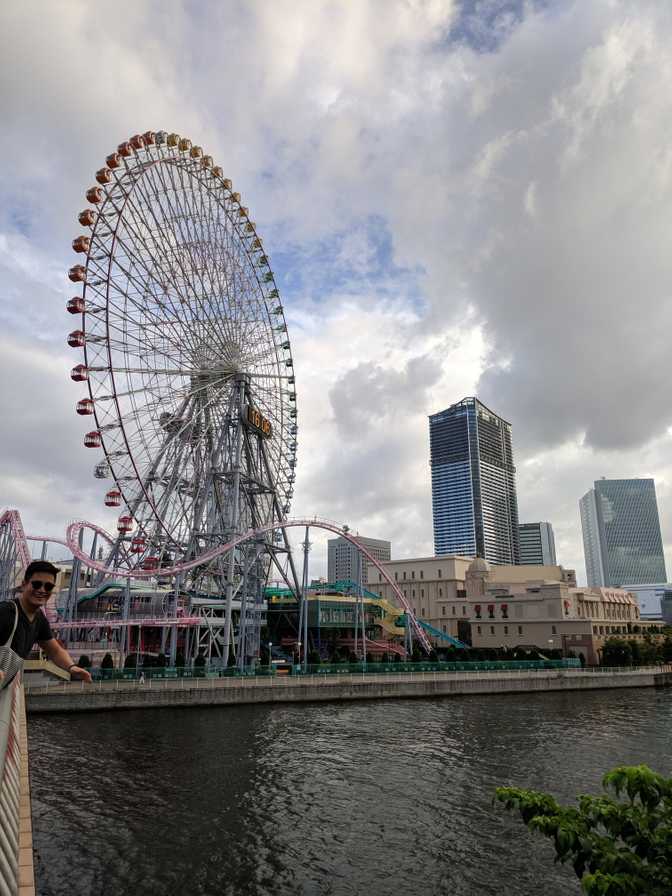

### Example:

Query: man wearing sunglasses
xmin=0 ymin=561 xmax=92 ymax=683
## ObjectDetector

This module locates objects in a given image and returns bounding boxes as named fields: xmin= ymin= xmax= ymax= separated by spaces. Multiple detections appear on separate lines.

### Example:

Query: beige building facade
xmin=466 ymin=558 xmax=665 ymax=664
xmin=368 ymin=555 xmax=664 ymax=663
xmin=366 ymin=556 xmax=473 ymax=643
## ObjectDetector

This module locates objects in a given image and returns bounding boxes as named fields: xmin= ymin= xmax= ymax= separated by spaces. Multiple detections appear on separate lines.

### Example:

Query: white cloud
xmin=2 ymin=0 xmax=672 ymax=585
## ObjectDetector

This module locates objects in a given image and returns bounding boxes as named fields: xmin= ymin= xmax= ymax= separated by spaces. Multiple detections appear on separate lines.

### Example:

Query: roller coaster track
xmin=0 ymin=511 xmax=432 ymax=653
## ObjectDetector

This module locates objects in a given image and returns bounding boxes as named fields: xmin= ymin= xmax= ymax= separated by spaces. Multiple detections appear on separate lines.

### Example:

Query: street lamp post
xmin=268 ymin=641 xmax=272 ymax=672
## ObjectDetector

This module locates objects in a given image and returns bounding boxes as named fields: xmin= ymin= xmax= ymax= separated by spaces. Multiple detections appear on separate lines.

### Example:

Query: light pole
xmin=268 ymin=641 xmax=272 ymax=672
xmin=296 ymin=640 xmax=301 ymax=669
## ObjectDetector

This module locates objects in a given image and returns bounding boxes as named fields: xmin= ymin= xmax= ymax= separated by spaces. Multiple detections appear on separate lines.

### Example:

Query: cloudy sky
xmin=2 ymin=0 xmax=672 ymax=583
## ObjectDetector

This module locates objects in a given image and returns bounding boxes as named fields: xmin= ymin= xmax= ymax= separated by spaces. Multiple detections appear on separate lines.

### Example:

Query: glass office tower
xmin=518 ymin=522 xmax=557 ymax=565
xmin=580 ymin=478 xmax=667 ymax=586
xmin=429 ymin=397 xmax=520 ymax=564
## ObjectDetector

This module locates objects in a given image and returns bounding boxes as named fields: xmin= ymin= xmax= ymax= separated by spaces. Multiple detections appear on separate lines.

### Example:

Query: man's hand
xmin=69 ymin=666 xmax=92 ymax=683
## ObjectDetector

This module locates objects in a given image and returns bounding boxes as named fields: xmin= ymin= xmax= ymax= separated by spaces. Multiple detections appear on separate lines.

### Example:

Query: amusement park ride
xmin=0 ymin=130 xmax=431 ymax=668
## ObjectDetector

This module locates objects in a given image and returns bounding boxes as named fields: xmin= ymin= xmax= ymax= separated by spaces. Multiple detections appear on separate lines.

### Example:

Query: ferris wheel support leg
xmin=236 ymin=546 xmax=250 ymax=672
xmin=222 ymin=377 xmax=246 ymax=669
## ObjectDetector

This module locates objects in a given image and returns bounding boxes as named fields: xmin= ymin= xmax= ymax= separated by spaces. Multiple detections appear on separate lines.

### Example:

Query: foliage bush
xmin=496 ymin=765 xmax=672 ymax=896
xmin=123 ymin=654 xmax=137 ymax=669
xmin=101 ymin=652 xmax=114 ymax=669
xmin=194 ymin=654 xmax=206 ymax=668
xmin=77 ymin=654 xmax=91 ymax=668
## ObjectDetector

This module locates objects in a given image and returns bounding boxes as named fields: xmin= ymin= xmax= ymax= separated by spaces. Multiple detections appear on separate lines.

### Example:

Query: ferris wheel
xmin=67 ymin=131 xmax=297 ymax=596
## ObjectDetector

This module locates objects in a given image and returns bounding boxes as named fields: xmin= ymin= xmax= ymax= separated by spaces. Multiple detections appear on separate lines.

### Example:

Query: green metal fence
xmin=91 ymin=658 xmax=580 ymax=681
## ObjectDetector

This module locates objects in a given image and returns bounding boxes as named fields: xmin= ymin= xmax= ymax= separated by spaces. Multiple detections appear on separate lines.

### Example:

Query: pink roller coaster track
xmin=0 ymin=510 xmax=432 ymax=653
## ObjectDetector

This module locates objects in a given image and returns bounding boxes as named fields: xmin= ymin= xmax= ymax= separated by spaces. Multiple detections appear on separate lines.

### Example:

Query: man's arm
xmin=39 ymin=639 xmax=92 ymax=683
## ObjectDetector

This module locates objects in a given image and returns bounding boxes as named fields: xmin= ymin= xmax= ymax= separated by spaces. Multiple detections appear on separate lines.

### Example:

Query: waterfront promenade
xmin=25 ymin=665 xmax=672 ymax=713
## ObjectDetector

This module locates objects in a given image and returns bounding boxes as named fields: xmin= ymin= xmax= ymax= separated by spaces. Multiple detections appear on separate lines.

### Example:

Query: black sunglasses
xmin=29 ymin=580 xmax=55 ymax=593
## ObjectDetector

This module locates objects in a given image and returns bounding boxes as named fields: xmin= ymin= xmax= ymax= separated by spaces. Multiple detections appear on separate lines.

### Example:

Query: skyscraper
xmin=327 ymin=535 xmax=391 ymax=583
xmin=429 ymin=397 xmax=520 ymax=564
xmin=580 ymin=478 xmax=667 ymax=586
xmin=518 ymin=522 xmax=557 ymax=565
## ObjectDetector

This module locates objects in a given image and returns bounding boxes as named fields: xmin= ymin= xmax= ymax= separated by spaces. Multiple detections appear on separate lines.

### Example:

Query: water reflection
xmin=29 ymin=689 xmax=672 ymax=895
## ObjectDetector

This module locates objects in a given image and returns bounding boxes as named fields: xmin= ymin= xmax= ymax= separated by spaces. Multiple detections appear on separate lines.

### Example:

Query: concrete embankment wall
xmin=25 ymin=667 xmax=672 ymax=714
xmin=0 ymin=680 xmax=36 ymax=895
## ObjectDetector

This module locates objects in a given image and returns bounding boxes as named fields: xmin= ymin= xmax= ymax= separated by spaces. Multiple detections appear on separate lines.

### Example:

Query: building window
xmin=442 ymin=606 xmax=446 ymax=616
xmin=379 ymin=573 xmax=382 ymax=582
xmin=504 ymin=626 xmax=508 ymax=634
xmin=518 ymin=626 xmax=523 ymax=635
xmin=462 ymin=607 xmax=466 ymax=615
xmin=420 ymin=571 xmax=423 ymax=580
xmin=395 ymin=572 xmax=398 ymax=581
xmin=412 ymin=571 xmax=415 ymax=579
xmin=490 ymin=626 xmax=495 ymax=635
xmin=439 ymin=588 xmax=442 ymax=597
xmin=412 ymin=590 xmax=415 ymax=598
xmin=442 ymin=624 xmax=446 ymax=633
xmin=477 ymin=626 xmax=481 ymax=634
xmin=403 ymin=572 xmax=406 ymax=580
xmin=551 ymin=625 xmax=557 ymax=634
xmin=421 ymin=589 xmax=424 ymax=598
xmin=452 ymin=607 xmax=456 ymax=615
xmin=438 ymin=569 xmax=442 ymax=578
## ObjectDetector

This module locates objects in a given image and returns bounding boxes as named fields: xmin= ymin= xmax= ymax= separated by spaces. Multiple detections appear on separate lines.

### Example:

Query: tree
xmin=124 ymin=654 xmax=137 ymax=669
xmin=194 ymin=654 xmax=206 ymax=668
xmin=601 ymin=638 xmax=631 ymax=666
xmin=496 ymin=765 xmax=672 ymax=896
xmin=661 ymin=637 xmax=672 ymax=663
xmin=77 ymin=654 xmax=91 ymax=668
xmin=101 ymin=653 xmax=114 ymax=669
xmin=175 ymin=651 xmax=185 ymax=668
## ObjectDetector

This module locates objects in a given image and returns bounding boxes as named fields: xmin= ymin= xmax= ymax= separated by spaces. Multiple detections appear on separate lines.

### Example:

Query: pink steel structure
xmin=0 ymin=510 xmax=432 ymax=654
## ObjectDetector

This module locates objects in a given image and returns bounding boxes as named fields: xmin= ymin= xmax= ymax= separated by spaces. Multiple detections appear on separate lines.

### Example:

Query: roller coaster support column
xmin=120 ymin=577 xmax=131 ymax=667
xmin=358 ymin=548 xmax=367 ymax=666
xmin=299 ymin=527 xmax=310 ymax=672
xmin=222 ymin=377 xmax=246 ymax=669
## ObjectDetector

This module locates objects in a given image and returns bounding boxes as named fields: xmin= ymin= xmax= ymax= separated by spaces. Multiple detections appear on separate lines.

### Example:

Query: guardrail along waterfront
xmin=0 ymin=678 xmax=35 ymax=895
xmin=25 ymin=664 xmax=672 ymax=714
xmin=80 ymin=658 xmax=581 ymax=682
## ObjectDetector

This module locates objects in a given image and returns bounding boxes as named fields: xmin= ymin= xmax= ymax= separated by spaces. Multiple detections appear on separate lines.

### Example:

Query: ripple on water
xmin=29 ymin=689 xmax=672 ymax=895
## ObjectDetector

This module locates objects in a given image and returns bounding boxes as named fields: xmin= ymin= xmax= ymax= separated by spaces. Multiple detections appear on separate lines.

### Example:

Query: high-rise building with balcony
xmin=580 ymin=478 xmax=667 ymax=587
xmin=429 ymin=397 xmax=520 ymax=564
xmin=519 ymin=522 xmax=557 ymax=565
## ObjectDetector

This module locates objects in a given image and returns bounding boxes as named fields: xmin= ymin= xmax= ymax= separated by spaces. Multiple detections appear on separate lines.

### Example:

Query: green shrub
xmin=496 ymin=765 xmax=672 ymax=896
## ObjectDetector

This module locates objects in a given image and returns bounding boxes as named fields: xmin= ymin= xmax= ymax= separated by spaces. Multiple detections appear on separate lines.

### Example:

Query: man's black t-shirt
xmin=0 ymin=599 xmax=53 ymax=659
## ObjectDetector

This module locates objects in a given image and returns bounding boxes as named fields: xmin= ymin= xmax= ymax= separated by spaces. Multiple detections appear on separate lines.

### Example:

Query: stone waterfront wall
xmin=25 ymin=666 xmax=672 ymax=714
xmin=0 ymin=678 xmax=36 ymax=895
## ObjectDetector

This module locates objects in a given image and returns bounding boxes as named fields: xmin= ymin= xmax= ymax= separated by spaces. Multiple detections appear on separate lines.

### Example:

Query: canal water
xmin=28 ymin=689 xmax=672 ymax=895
